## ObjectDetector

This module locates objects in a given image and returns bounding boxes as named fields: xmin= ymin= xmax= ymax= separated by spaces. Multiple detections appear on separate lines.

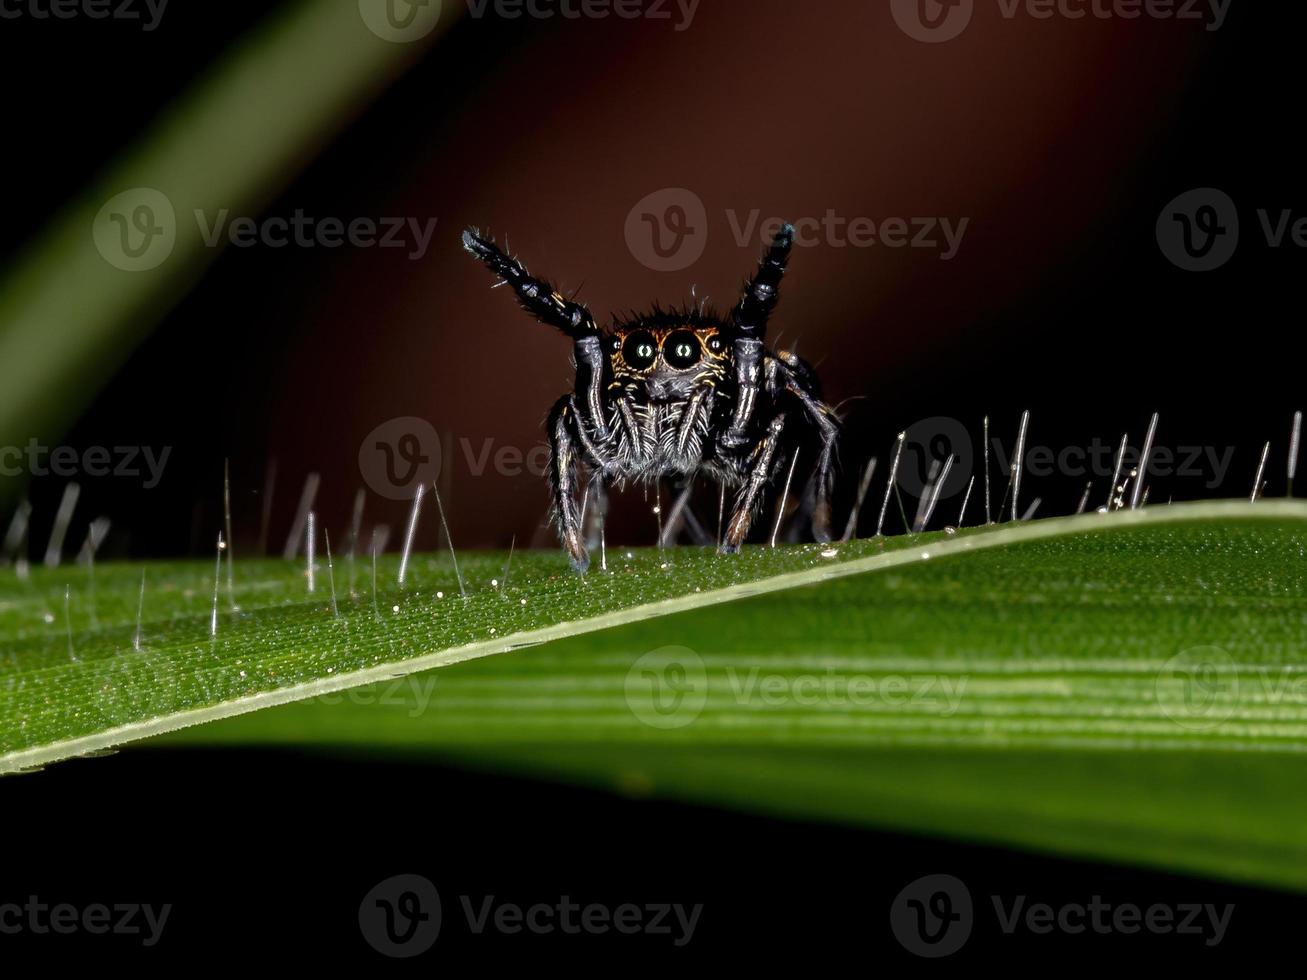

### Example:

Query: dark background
xmin=7 ymin=747 xmax=1305 ymax=967
xmin=2 ymin=0 xmax=1304 ymax=964
xmin=6 ymin=0 xmax=1298 ymax=558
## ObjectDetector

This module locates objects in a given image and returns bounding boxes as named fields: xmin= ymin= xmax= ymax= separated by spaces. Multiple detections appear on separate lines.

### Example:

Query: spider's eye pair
xmin=620 ymin=331 xmax=701 ymax=370
xmin=623 ymin=333 xmax=658 ymax=369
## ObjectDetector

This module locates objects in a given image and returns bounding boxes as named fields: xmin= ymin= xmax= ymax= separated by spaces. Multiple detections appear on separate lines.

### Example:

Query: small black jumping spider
xmin=462 ymin=224 xmax=839 ymax=571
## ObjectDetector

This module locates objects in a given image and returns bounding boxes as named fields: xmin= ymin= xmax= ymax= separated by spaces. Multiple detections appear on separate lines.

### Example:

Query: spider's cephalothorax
xmin=462 ymin=224 xmax=839 ymax=572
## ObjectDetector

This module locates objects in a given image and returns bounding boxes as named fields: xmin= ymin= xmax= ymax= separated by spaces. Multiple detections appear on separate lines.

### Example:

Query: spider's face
xmin=606 ymin=324 xmax=730 ymax=402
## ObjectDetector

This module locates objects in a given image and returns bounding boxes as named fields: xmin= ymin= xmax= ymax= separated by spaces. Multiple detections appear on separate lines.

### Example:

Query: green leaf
xmin=152 ymin=499 xmax=1307 ymax=891
xmin=0 ymin=520 xmax=960 ymax=770
xmin=6 ymin=501 xmax=1307 ymax=889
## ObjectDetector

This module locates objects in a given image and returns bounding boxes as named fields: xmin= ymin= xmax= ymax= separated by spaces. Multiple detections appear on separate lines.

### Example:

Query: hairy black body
xmin=462 ymin=225 xmax=839 ymax=571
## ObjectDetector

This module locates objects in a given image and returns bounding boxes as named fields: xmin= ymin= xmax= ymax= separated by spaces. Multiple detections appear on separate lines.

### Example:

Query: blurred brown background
xmin=8 ymin=0 xmax=1291 ymax=556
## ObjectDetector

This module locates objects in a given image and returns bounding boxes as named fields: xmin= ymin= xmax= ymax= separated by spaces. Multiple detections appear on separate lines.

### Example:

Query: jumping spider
xmin=462 ymin=224 xmax=839 ymax=572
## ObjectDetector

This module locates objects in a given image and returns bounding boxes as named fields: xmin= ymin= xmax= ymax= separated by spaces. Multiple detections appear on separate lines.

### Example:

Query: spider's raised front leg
xmin=720 ymin=412 xmax=787 ymax=554
xmin=722 ymin=224 xmax=794 ymax=450
xmin=463 ymin=229 xmax=610 ymax=443
xmin=547 ymin=396 xmax=590 ymax=572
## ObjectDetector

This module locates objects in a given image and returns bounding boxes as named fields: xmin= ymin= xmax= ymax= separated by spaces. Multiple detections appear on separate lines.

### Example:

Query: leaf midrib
xmin=4 ymin=499 xmax=1305 ymax=773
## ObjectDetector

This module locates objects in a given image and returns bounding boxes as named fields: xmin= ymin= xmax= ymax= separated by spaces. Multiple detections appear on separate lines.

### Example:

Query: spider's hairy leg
xmin=462 ymin=229 xmax=610 ymax=441
xmin=776 ymin=356 xmax=840 ymax=542
xmin=724 ymin=223 xmax=794 ymax=449
xmin=721 ymin=412 xmax=787 ymax=554
xmin=583 ymin=473 xmax=609 ymax=551
xmin=547 ymin=396 xmax=590 ymax=572
xmin=461 ymin=230 xmax=596 ymax=336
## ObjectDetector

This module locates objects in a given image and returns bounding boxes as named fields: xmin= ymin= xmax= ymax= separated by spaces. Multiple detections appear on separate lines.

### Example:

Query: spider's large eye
xmin=663 ymin=331 xmax=701 ymax=369
xmin=622 ymin=331 xmax=657 ymax=370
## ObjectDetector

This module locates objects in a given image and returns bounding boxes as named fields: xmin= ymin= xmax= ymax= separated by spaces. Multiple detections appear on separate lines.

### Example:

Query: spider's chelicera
xmin=462 ymin=224 xmax=839 ymax=572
